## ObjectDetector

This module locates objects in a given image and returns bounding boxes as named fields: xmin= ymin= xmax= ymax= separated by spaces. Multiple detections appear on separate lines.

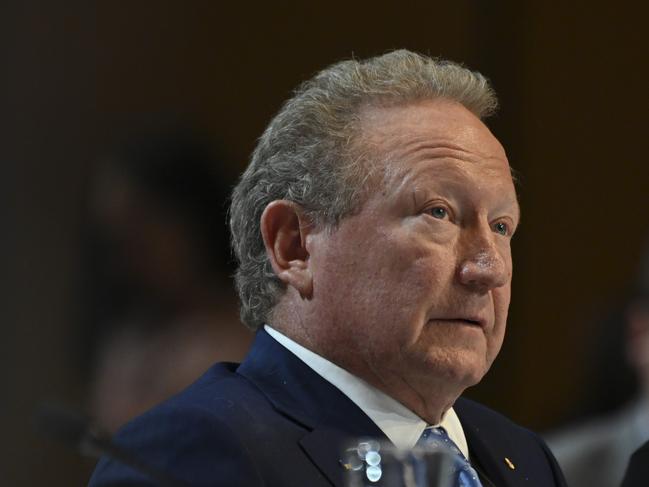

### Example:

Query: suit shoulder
xmin=160 ymin=361 xmax=266 ymax=412
xmin=89 ymin=362 xmax=269 ymax=487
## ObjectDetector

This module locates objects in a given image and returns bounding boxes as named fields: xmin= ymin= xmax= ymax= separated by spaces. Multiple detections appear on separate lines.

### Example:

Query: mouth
xmin=429 ymin=317 xmax=485 ymax=328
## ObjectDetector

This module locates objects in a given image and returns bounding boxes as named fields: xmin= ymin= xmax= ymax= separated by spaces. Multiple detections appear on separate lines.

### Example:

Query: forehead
xmin=356 ymin=99 xmax=517 ymax=208
xmin=359 ymin=98 xmax=508 ymax=165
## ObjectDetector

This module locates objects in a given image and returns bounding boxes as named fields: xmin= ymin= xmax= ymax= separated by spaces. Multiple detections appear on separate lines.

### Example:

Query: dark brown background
xmin=2 ymin=1 xmax=648 ymax=485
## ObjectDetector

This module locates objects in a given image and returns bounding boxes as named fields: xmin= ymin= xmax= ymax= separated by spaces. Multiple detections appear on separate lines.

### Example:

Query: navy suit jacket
xmin=89 ymin=329 xmax=566 ymax=486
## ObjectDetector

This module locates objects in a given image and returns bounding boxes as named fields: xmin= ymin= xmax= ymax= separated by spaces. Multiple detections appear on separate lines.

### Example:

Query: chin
xmin=461 ymin=364 xmax=489 ymax=388
xmin=423 ymin=349 xmax=490 ymax=389
xmin=446 ymin=363 xmax=487 ymax=389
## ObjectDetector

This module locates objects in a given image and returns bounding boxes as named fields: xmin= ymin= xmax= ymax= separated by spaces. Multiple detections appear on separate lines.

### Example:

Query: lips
xmin=429 ymin=317 xmax=486 ymax=328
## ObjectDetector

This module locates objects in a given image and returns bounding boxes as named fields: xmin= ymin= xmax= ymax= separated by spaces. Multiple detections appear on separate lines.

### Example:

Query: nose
xmin=456 ymin=230 xmax=509 ymax=294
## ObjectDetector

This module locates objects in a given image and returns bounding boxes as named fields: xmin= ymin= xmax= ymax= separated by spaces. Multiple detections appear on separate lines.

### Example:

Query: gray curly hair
xmin=230 ymin=49 xmax=498 ymax=330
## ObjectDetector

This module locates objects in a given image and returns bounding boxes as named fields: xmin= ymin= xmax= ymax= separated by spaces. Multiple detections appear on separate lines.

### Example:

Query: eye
xmin=493 ymin=221 xmax=509 ymax=236
xmin=428 ymin=207 xmax=448 ymax=220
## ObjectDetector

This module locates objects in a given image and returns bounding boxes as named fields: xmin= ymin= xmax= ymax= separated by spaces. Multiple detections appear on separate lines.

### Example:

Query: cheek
xmin=488 ymin=286 xmax=511 ymax=353
xmin=493 ymin=284 xmax=512 ymax=318
xmin=314 ymin=223 xmax=455 ymax=338
xmin=367 ymin=254 xmax=454 ymax=352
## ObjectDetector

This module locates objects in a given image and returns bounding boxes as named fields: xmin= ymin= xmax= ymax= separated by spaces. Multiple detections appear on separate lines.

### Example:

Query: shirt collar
xmin=264 ymin=325 xmax=469 ymax=458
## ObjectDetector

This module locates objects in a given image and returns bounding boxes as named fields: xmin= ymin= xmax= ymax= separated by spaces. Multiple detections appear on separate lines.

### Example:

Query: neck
xmin=268 ymin=322 xmax=461 ymax=425
xmin=270 ymin=298 xmax=466 ymax=425
xmin=334 ymin=354 xmax=461 ymax=425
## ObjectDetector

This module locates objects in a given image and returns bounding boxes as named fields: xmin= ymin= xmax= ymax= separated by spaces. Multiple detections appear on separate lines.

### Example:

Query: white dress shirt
xmin=265 ymin=325 xmax=470 ymax=459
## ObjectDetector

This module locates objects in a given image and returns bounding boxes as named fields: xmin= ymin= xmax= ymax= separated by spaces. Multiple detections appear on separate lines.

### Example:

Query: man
xmin=89 ymin=50 xmax=566 ymax=486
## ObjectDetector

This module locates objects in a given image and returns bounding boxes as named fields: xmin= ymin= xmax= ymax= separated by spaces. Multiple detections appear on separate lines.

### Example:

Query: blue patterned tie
xmin=417 ymin=426 xmax=483 ymax=487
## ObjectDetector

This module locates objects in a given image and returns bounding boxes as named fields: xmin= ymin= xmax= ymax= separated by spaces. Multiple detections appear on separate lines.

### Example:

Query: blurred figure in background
xmin=81 ymin=130 xmax=252 ymax=433
xmin=547 ymin=237 xmax=649 ymax=487
xmin=621 ymin=438 xmax=649 ymax=486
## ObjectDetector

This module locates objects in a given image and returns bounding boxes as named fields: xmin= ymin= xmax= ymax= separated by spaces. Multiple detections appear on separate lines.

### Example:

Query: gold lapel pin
xmin=504 ymin=457 xmax=516 ymax=470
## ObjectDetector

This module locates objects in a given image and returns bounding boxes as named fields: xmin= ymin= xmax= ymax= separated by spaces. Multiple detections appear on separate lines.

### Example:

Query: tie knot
xmin=418 ymin=427 xmax=463 ymax=457
xmin=417 ymin=426 xmax=483 ymax=487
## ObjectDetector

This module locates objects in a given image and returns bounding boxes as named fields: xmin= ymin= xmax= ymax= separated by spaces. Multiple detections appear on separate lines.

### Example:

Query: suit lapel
xmin=237 ymin=330 xmax=386 ymax=486
xmin=456 ymin=398 xmax=535 ymax=487
xmin=461 ymin=418 xmax=519 ymax=487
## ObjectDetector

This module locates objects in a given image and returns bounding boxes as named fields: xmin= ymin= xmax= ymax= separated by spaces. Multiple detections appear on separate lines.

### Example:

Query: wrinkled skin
xmin=270 ymin=99 xmax=520 ymax=424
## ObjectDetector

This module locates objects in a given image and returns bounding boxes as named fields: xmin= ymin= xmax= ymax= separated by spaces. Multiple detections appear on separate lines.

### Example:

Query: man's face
xmin=305 ymin=99 xmax=519 ymax=407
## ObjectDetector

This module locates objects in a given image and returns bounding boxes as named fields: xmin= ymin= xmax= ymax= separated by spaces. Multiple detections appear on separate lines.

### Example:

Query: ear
xmin=260 ymin=200 xmax=313 ymax=299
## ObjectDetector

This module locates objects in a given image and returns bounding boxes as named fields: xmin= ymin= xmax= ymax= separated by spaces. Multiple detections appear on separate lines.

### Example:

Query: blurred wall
xmin=2 ymin=1 xmax=648 ymax=485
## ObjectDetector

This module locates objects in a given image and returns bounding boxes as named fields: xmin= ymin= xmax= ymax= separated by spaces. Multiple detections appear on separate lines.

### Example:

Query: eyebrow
xmin=400 ymin=161 xmax=522 ymax=224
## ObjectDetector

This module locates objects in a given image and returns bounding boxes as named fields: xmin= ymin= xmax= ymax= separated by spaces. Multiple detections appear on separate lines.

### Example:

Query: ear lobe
xmin=260 ymin=200 xmax=313 ymax=299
